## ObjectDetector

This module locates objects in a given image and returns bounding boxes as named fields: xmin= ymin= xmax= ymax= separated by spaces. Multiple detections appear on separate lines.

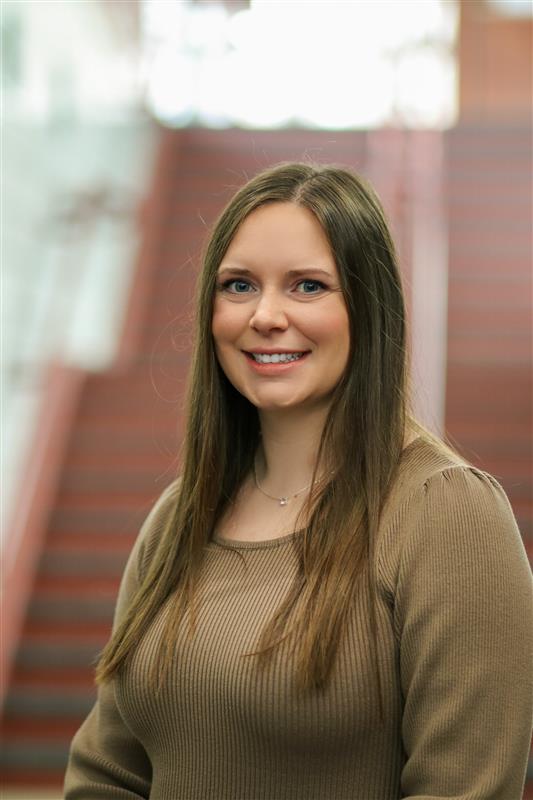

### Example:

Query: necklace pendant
xmin=279 ymin=497 xmax=288 ymax=506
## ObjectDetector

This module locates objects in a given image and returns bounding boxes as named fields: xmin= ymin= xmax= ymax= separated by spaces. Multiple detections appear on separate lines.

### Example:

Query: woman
xmin=64 ymin=163 xmax=533 ymax=799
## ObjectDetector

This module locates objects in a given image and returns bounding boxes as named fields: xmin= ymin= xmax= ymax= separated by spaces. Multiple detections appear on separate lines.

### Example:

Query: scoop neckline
xmin=210 ymin=436 xmax=425 ymax=550
xmin=211 ymin=527 xmax=305 ymax=550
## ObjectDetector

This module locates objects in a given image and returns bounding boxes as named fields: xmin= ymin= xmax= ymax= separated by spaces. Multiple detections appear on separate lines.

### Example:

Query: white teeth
xmin=251 ymin=352 xmax=305 ymax=364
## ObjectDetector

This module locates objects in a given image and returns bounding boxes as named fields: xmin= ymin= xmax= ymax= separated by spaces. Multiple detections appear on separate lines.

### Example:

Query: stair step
xmin=65 ymin=451 xmax=176 ymax=470
xmin=47 ymin=531 xmax=136 ymax=552
xmin=10 ymin=668 xmax=95 ymax=690
xmin=83 ymin=361 xmax=190 ymax=391
xmin=79 ymin=388 xmax=188 ymax=413
xmin=3 ymin=688 xmax=95 ymax=719
xmin=27 ymin=600 xmax=114 ymax=624
xmin=39 ymin=550 xmax=128 ymax=578
xmin=75 ymin=415 xmax=181 ymax=434
xmin=1 ymin=717 xmax=85 ymax=739
xmin=0 ymin=741 xmax=72 ymax=771
xmin=80 ymin=388 xmax=161 ymax=407
xmin=34 ymin=574 xmax=120 ymax=592
xmin=17 ymin=636 xmax=106 ymax=669
xmin=69 ymin=429 xmax=178 ymax=455
xmin=58 ymin=470 xmax=171 ymax=494
xmin=24 ymin=619 xmax=112 ymax=637
xmin=0 ymin=772 xmax=64 ymax=790
xmin=53 ymin=492 xmax=158 ymax=510
xmin=47 ymin=506 xmax=148 ymax=534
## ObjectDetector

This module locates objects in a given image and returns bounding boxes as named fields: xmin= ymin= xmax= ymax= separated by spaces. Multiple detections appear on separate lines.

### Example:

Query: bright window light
xmin=141 ymin=0 xmax=459 ymax=129
xmin=488 ymin=0 xmax=533 ymax=17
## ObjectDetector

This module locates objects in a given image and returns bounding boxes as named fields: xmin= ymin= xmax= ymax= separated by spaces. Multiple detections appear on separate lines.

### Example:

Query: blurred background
xmin=1 ymin=0 xmax=531 ymax=796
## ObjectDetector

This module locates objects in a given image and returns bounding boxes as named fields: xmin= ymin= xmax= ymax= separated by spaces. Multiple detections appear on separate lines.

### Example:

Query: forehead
xmin=221 ymin=202 xmax=336 ymax=271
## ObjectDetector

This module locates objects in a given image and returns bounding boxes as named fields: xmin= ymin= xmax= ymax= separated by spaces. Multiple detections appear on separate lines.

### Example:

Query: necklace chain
xmin=252 ymin=461 xmax=313 ymax=507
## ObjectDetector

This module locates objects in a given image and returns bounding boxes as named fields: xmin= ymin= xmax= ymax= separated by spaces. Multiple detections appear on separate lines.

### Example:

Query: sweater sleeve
xmin=63 ymin=481 xmax=179 ymax=799
xmin=394 ymin=466 xmax=533 ymax=800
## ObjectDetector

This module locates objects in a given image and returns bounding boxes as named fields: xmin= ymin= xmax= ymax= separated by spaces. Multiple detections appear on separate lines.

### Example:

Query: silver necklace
xmin=252 ymin=461 xmax=312 ymax=507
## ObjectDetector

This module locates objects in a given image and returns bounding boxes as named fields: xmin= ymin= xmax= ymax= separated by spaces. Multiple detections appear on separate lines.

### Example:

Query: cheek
xmin=211 ymin=302 xmax=245 ymax=345
xmin=317 ymin=305 xmax=351 ymax=378
xmin=211 ymin=306 xmax=231 ymax=346
xmin=212 ymin=306 xmax=246 ymax=383
xmin=310 ymin=303 xmax=350 ymax=351
xmin=328 ymin=312 xmax=350 ymax=341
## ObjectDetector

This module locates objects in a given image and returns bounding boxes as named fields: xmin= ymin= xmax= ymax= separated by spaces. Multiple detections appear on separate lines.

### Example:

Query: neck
xmin=255 ymin=405 xmax=329 ymax=496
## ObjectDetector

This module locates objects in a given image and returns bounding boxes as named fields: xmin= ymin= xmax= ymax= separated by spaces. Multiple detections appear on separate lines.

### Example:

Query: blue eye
xmin=220 ymin=279 xmax=252 ymax=294
xmin=296 ymin=280 xmax=325 ymax=294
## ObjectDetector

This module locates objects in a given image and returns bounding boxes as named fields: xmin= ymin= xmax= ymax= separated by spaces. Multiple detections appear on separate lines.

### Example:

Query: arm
xmin=63 ymin=682 xmax=151 ymax=799
xmin=394 ymin=467 xmax=533 ymax=799
xmin=64 ymin=481 xmax=179 ymax=799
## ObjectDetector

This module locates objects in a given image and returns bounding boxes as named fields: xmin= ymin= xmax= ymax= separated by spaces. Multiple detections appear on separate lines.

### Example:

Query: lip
xmin=244 ymin=349 xmax=308 ymax=355
xmin=243 ymin=350 xmax=310 ymax=374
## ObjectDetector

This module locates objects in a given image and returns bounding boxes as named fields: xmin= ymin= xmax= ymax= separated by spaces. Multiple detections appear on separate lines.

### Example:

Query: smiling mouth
xmin=245 ymin=351 xmax=309 ymax=364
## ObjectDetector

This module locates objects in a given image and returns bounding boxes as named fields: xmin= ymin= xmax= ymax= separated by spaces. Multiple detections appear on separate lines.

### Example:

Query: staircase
xmin=0 ymin=128 xmax=369 ymax=789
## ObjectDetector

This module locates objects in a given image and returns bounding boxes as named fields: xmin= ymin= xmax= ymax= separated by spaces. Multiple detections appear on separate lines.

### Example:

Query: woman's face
xmin=211 ymin=202 xmax=350 ymax=415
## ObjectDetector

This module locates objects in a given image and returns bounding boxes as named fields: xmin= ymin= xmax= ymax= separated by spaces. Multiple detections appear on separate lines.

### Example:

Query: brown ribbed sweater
xmin=64 ymin=438 xmax=533 ymax=799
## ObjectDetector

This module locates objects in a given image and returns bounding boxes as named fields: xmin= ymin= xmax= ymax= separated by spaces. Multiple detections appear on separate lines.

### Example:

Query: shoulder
xmin=111 ymin=478 xmax=181 ymax=628
xmin=132 ymin=478 xmax=182 ymax=583
xmin=377 ymin=438 xmax=527 ymax=598
xmin=383 ymin=436 xmax=516 ymax=528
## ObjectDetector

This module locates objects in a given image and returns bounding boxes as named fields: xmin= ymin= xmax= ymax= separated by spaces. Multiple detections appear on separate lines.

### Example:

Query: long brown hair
xmin=96 ymin=162 xmax=458 ymax=711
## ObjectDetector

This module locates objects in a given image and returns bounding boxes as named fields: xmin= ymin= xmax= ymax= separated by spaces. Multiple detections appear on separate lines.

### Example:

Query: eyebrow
xmin=217 ymin=266 xmax=335 ymax=279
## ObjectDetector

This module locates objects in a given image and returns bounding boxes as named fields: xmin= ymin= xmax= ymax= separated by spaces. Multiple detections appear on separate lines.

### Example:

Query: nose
xmin=249 ymin=289 xmax=289 ymax=334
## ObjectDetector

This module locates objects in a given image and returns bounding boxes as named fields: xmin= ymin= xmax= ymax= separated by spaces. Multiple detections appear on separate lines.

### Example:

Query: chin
xmin=248 ymin=393 xmax=302 ymax=411
xmin=254 ymin=394 xmax=327 ymax=414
